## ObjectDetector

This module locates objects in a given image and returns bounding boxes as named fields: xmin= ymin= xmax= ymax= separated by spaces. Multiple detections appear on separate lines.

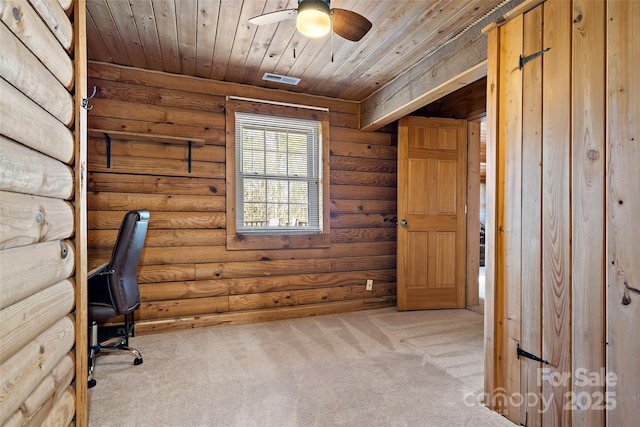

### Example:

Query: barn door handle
xmin=399 ymin=219 xmax=408 ymax=227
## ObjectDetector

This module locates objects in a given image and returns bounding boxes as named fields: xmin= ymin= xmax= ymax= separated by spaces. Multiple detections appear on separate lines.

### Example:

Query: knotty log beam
xmin=87 ymin=191 xmax=224 ymax=212
xmin=11 ymin=385 xmax=78 ymax=427
xmin=0 ymin=240 xmax=74 ymax=309
xmin=0 ymin=24 xmax=74 ymax=125
xmin=360 ymin=0 xmax=523 ymax=131
xmin=87 ymin=172 xmax=226 ymax=196
xmin=56 ymin=0 xmax=73 ymax=16
xmin=88 ymin=228 xmax=226 ymax=248
xmin=194 ymin=255 xmax=397 ymax=281
xmin=88 ymin=211 xmax=226 ymax=230
xmin=331 ymin=185 xmax=396 ymax=201
xmin=139 ymin=282 xmax=397 ymax=320
xmin=330 ymin=140 xmax=397 ymax=160
xmin=140 ymin=296 xmax=229 ymax=320
xmin=39 ymin=386 xmax=75 ymax=427
xmin=0 ymin=316 xmax=74 ymax=425
xmin=89 ymin=153 xmax=224 ymax=178
xmin=0 ymin=78 xmax=74 ymax=164
xmin=139 ymin=269 xmax=396 ymax=301
xmin=88 ymin=116 xmax=211 ymax=143
xmin=0 ymin=0 xmax=73 ymax=88
xmin=0 ymin=136 xmax=74 ymax=199
xmin=0 ymin=280 xmax=75 ymax=365
xmin=5 ymin=353 xmax=75 ymax=426
xmin=362 ymin=62 xmax=487 ymax=132
xmin=89 ymin=97 xmax=222 ymax=129
xmin=0 ymin=191 xmax=74 ymax=250
xmin=27 ymin=0 xmax=73 ymax=52
xmin=228 ymin=282 xmax=396 ymax=312
xmin=119 ymin=241 xmax=394 ymax=268
xmin=24 ymin=353 xmax=74 ymax=416
xmin=131 ymin=241 xmax=396 ymax=266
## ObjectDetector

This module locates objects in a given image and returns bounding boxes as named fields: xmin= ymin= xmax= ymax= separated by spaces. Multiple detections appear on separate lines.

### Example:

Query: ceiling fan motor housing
xmin=297 ymin=0 xmax=332 ymax=38
xmin=298 ymin=0 xmax=331 ymax=16
xmin=298 ymin=0 xmax=331 ymax=7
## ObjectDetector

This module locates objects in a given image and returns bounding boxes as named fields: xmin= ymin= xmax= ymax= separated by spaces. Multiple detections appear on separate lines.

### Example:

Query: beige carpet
xmin=88 ymin=307 xmax=513 ymax=427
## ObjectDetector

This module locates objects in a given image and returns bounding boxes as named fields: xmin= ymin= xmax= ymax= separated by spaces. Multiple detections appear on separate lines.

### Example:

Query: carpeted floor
xmin=88 ymin=307 xmax=513 ymax=427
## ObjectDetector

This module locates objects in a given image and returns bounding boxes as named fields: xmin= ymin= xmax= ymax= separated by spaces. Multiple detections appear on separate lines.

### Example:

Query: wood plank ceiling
xmin=86 ymin=0 xmax=512 ymax=102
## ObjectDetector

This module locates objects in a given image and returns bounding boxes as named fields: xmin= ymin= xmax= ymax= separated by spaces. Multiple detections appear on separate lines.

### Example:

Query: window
xmin=226 ymin=99 xmax=330 ymax=250
xmin=235 ymin=112 xmax=322 ymax=234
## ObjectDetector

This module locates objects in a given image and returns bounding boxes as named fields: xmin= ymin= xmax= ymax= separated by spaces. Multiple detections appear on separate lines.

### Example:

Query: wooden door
xmin=485 ymin=1 xmax=617 ymax=425
xmin=397 ymin=116 xmax=467 ymax=310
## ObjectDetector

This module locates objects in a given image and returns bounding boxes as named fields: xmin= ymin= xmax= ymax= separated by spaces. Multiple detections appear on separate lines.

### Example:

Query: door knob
xmin=399 ymin=219 xmax=408 ymax=227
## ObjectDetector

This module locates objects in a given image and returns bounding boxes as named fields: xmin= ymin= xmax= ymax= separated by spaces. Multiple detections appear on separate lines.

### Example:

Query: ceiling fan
xmin=249 ymin=0 xmax=372 ymax=42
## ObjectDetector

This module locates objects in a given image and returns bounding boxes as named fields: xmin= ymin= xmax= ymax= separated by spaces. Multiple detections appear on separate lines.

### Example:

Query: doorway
xmin=401 ymin=77 xmax=488 ymax=312
xmin=477 ymin=118 xmax=487 ymax=312
xmin=396 ymin=117 xmax=468 ymax=310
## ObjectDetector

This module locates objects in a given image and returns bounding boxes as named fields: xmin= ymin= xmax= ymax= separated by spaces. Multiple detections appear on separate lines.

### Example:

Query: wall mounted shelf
xmin=88 ymin=128 xmax=205 ymax=173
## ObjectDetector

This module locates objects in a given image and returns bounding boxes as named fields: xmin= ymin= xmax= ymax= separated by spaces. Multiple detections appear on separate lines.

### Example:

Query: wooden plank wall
xmin=486 ymin=0 xmax=638 ymax=425
xmin=496 ymin=13 xmax=525 ymax=420
xmin=541 ymin=2 xmax=572 ymax=424
xmin=571 ymin=1 xmax=605 ymax=426
xmin=606 ymin=1 xmax=640 ymax=425
xmin=86 ymin=61 xmax=397 ymax=334
xmin=520 ymin=4 xmax=544 ymax=424
xmin=0 ymin=0 xmax=78 ymax=425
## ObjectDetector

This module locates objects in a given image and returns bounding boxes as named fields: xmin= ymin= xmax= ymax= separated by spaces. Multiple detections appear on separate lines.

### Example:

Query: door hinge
xmin=517 ymin=343 xmax=549 ymax=364
xmin=519 ymin=48 xmax=551 ymax=70
xmin=465 ymin=205 xmax=468 ymax=215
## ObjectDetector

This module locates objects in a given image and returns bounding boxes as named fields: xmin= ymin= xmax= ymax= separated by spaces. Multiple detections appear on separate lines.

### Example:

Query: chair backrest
xmin=107 ymin=210 xmax=150 ymax=314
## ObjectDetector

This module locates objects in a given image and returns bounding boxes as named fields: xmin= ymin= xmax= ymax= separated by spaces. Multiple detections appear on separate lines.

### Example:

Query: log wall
xmin=0 ymin=0 xmax=79 ymax=425
xmin=86 ymin=61 xmax=397 ymax=334
xmin=485 ymin=0 xmax=639 ymax=425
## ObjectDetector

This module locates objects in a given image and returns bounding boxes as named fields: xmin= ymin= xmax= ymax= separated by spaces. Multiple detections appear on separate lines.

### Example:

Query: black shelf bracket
xmin=104 ymin=133 xmax=111 ymax=168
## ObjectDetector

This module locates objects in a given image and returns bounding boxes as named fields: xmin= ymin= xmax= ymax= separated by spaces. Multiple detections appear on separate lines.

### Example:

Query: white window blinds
xmin=235 ymin=112 xmax=323 ymax=234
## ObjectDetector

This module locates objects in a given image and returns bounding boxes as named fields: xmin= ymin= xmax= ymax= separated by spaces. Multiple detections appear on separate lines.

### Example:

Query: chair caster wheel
xmin=134 ymin=357 xmax=143 ymax=365
xmin=88 ymin=379 xmax=97 ymax=388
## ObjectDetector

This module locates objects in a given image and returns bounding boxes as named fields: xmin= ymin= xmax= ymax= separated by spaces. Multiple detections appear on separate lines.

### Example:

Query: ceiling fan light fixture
xmin=296 ymin=1 xmax=331 ymax=38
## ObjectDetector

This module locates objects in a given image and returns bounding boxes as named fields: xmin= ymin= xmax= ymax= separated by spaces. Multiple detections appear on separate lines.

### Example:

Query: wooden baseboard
xmin=135 ymin=297 xmax=397 ymax=335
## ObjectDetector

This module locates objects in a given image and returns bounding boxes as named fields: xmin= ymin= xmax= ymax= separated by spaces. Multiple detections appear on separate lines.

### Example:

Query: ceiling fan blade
xmin=331 ymin=8 xmax=372 ymax=42
xmin=249 ymin=9 xmax=296 ymax=26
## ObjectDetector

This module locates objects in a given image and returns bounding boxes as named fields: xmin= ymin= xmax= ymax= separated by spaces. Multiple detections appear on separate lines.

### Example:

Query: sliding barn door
xmin=487 ymin=3 xmax=574 ymax=424
xmin=484 ymin=0 xmax=630 ymax=425
xmin=397 ymin=117 xmax=467 ymax=310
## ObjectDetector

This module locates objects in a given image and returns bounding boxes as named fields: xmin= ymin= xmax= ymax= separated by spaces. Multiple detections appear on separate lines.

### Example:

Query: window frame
xmin=225 ymin=99 xmax=331 ymax=250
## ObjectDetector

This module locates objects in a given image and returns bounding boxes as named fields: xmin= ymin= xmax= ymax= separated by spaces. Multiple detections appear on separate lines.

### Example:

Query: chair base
xmin=88 ymin=321 xmax=143 ymax=388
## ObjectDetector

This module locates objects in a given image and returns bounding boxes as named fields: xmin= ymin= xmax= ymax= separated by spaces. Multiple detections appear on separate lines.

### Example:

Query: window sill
xmin=226 ymin=233 xmax=330 ymax=250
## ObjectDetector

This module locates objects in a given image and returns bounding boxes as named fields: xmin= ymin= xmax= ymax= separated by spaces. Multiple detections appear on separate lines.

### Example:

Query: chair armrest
xmin=88 ymin=262 xmax=111 ymax=279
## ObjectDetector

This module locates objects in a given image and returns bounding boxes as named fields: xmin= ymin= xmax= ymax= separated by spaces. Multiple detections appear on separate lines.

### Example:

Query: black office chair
xmin=88 ymin=210 xmax=149 ymax=388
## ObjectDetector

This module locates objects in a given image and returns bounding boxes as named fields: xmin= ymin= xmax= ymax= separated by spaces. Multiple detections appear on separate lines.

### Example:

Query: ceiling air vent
xmin=262 ymin=73 xmax=301 ymax=86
